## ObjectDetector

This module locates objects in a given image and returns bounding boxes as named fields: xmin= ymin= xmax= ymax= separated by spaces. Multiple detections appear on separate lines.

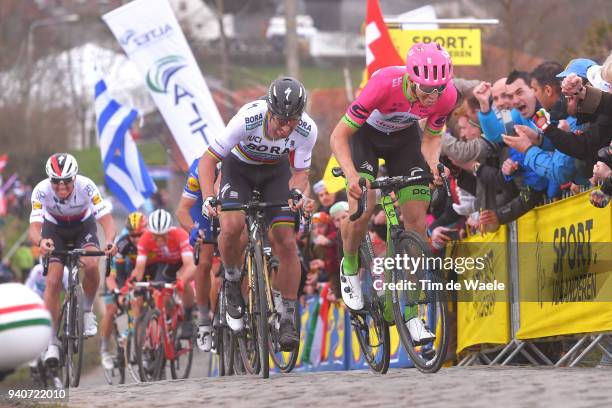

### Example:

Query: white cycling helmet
xmin=148 ymin=209 xmax=172 ymax=234
xmin=45 ymin=153 xmax=78 ymax=179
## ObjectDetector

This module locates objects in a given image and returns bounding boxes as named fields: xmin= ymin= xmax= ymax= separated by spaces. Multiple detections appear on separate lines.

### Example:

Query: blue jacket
xmin=504 ymin=148 xmax=549 ymax=194
xmin=480 ymin=108 xmax=580 ymax=197
xmin=478 ymin=108 xmax=555 ymax=150
xmin=523 ymin=147 xmax=577 ymax=197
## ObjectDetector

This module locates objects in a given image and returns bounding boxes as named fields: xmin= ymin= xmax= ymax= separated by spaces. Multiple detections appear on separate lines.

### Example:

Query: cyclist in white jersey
xmin=28 ymin=153 xmax=117 ymax=367
xmin=199 ymin=77 xmax=316 ymax=350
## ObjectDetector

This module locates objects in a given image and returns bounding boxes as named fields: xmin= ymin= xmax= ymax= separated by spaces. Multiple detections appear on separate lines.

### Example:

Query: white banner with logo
xmin=102 ymin=0 xmax=225 ymax=165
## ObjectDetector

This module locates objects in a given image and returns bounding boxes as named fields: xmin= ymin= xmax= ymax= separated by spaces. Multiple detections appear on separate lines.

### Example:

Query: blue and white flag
xmin=95 ymin=76 xmax=156 ymax=211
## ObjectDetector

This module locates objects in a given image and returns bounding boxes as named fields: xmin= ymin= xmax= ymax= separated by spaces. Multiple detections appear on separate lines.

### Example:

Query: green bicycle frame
xmin=379 ymin=194 xmax=418 ymax=324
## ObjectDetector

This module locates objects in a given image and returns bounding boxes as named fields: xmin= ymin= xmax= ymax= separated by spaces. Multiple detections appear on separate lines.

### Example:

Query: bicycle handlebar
xmin=42 ymin=249 xmax=113 ymax=277
xmin=134 ymin=281 xmax=175 ymax=290
xmin=350 ymin=178 xmax=368 ymax=221
xmin=220 ymin=202 xmax=291 ymax=212
xmin=331 ymin=166 xmax=436 ymax=221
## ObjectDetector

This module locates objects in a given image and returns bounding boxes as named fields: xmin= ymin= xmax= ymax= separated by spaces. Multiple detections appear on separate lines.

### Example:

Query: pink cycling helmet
xmin=406 ymin=42 xmax=453 ymax=86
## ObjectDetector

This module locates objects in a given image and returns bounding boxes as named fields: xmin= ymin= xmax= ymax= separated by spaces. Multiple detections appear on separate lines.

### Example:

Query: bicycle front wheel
xmin=137 ymin=308 xmax=165 ymax=381
xmin=253 ymin=243 xmax=270 ymax=378
xmin=392 ymin=231 xmax=448 ymax=373
xmin=170 ymin=331 xmax=194 ymax=379
xmin=65 ymin=285 xmax=85 ymax=388
xmin=125 ymin=320 xmax=141 ymax=383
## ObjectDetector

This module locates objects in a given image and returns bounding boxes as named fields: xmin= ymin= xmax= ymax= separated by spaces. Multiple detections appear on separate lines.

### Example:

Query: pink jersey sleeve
xmin=343 ymin=74 xmax=387 ymax=129
xmin=424 ymin=83 xmax=458 ymax=135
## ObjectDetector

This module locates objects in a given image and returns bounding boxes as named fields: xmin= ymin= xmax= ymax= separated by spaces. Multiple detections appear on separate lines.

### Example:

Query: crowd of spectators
xmin=0 ymin=177 xmax=36 ymax=283
xmin=429 ymin=53 xmax=612 ymax=251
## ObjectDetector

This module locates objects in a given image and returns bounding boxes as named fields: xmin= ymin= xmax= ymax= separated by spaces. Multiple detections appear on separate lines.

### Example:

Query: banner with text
xmin=103 ymin=0 xmax=225 ymax=165
xmin=453 ymin=225 xmax=511 ymax=354
xmin=516 ymin=190 xmax=612 ymax=340
xmin=388 ymin=28 xmax=481 ymax=65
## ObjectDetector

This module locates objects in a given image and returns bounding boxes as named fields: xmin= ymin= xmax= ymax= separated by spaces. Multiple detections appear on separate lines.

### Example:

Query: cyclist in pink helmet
xmin=329 ymin=41 xmax=456 ymax=344
xmin=407 ymin=42 xmax=453 ymax=87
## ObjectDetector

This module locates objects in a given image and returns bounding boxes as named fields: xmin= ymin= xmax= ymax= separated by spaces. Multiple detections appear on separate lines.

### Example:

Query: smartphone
xmin=446 ymin=228 xmax=460 ymax=241
xmin=501 ymin=110 xmax=516 ymax=136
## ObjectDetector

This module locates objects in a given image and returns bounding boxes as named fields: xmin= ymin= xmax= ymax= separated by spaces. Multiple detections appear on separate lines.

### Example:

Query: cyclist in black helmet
xmin=198 ymin=76 xmax=316 ymax=350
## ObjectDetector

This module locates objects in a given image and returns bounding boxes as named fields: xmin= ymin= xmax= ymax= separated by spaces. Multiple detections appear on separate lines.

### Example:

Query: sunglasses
xmin=129 ymin=233 xmax=143 ymax=238
xmin=50 ymin=177 xmax=74 ymax=185
xmin=416 ymin=83 xmax=447 ymax=95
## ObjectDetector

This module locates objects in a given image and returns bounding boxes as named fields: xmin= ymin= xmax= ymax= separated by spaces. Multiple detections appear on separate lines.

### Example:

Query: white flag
xmin=102 ymin=0 xmax=225 ymax=165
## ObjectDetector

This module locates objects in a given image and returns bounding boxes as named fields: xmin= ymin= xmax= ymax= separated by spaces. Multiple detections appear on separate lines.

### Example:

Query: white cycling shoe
xmin=226 ymin=312 xmax=244 ymax=332
xmin=43 ymin=344 xmax=60 ymax=367
xmin=340 ymin=258 xmax=364 ymax=311
xmin=197 ymin=325 xmax=213 ymax=352
xmin=101 ymin=350 xmax=114 ymax=370
xmin=406 ymin=317 xmax=436 ymax=345
xmin=84 ymin=312 xmax=98 ymax=337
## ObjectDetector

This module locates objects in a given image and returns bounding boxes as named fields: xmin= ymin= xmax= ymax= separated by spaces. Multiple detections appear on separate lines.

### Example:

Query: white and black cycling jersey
xmin=206 ymin=100 xmax=317 ymax=169
xmin=30 ymin=175 xmax=112 ymax=225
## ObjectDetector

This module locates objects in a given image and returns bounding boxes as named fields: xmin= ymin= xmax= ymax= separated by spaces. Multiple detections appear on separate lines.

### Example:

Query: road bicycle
xmin=135 ymin=279 xmax=194 ymax=381
xmin=193 ymin=221 xmax=244 ymax=376
xmin=100 ymin=286 xmax=142 ymax=384
xmin=43 ymin=247 xmax=112 ymax=388
xmin=222 ymin=189 xmax=306 ymax=379
xmin=333 ymin=164 xmax=449 ymax=373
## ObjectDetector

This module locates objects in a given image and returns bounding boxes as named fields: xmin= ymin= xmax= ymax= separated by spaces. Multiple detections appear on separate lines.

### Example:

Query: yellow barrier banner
xmin=388 ymin=28 xmax=482 ymax=66
xmin=516 ymin=190 xmax=612 ymax=340
xmin=454 ymin=225 xmax=510 ymax=353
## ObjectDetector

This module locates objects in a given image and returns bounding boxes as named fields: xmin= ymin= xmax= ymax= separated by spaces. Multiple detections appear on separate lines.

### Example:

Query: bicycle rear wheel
xmin=392 ymin=231 xmax=448 ymax=373
xmin=237 ymin=311 xmax=259 ymax=375
xmin=350 ymin=243 xmax=390 ymax=373
xmin=221 ymin=326 xmax=236 ymax=376
xmin=65 ymin=285 xmax=85 ymax=388
xmin=269 ymin=301 xmax=301 ymax=373
xmin=137 ymin=308 xmax=165 ymax=381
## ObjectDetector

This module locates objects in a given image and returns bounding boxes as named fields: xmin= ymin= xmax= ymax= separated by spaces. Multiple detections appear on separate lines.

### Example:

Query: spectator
xmin=313 ymin=180 xmax=347 ymax=213
xmin=491 ymin=77 xmax=513 ymax=112
xmin=527 ymin=69 xmax=612 ymax=180
xmin=589 ymin=50 xmax=612 ymax=92
xmin=304 ymin=211 xmax=340 ymax=297
xmin=329 ymin=201 xmax=349 ymax=230
xmin=476 ymin=71 xmax=544 ymax=144
xmin=502 ymin=61 xmax=583 ymax=193
xmin=10 ymin=241 xmax=34 ymax=282
xmin=329 ymin=200 xmax=349 ymax=268
xmin=442 ymin=107 xmax=502 ymax=213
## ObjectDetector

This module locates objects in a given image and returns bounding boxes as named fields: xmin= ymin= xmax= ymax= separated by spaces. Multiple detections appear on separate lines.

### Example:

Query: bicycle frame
xmin=43 ymin=248 xmax=111 ymax=389
xmin=245 ymin=210 xmax=274 ymax=317
xmin=138 ymin=283 xmax=188 ymax=362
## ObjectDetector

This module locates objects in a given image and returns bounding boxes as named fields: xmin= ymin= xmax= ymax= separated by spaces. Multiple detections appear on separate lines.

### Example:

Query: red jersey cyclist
xmin=128 ymin=209 xmax=196 ymax=339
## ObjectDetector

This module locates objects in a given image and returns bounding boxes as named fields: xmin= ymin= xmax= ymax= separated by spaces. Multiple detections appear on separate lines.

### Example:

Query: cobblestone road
xmin=65 ymin=366 xmax=612 ymax=408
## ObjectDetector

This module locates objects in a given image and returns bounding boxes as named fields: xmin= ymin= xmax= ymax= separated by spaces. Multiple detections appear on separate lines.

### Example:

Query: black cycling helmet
xmin=266 ymin=76 xmax=307 ymax=120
